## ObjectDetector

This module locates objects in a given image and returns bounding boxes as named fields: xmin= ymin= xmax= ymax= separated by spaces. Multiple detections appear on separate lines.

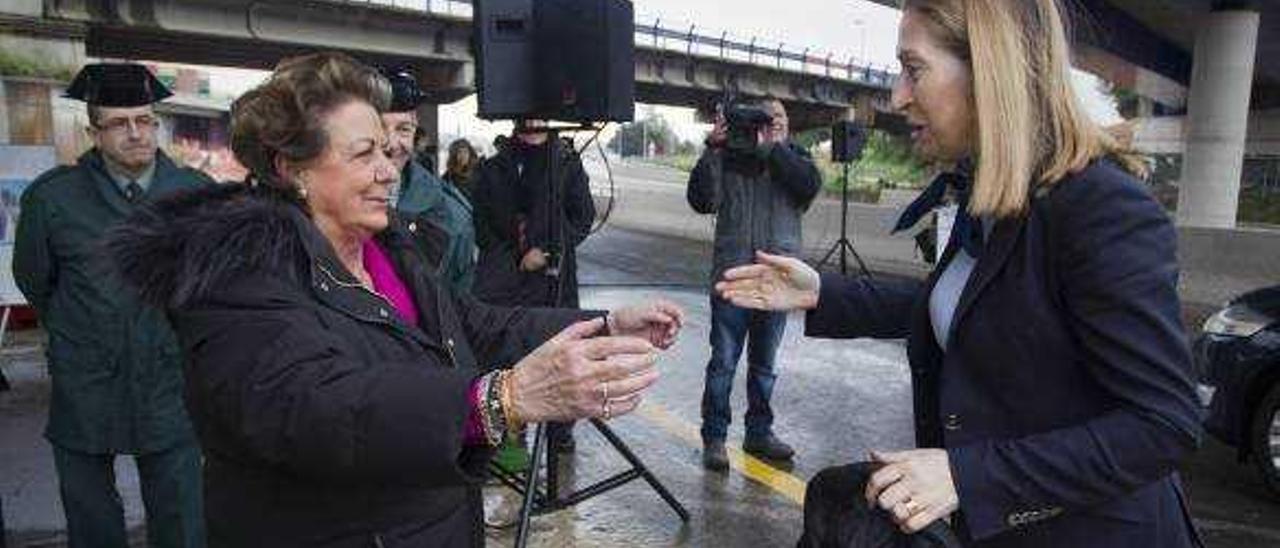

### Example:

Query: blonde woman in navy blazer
xmin=718 ymin=1 xmax=1203 ymax=546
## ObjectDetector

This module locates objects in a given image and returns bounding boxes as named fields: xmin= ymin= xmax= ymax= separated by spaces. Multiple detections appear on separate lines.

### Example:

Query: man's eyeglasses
xmin=92 ymin=115 xmax=160 ymax=134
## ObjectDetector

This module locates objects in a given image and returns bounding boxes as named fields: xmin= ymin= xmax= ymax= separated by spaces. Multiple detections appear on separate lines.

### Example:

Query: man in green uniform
xmin=379 ymin=67 xmax=476 ymax=292
xmin=13 ymin=63 xmax=210 ymax=548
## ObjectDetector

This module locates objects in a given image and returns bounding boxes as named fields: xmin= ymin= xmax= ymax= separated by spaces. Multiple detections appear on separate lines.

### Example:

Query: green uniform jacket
xmin=397 ymin=159 xmax=476 ymax=292
xmin=13 ymin=149 xmax=213 ymax=454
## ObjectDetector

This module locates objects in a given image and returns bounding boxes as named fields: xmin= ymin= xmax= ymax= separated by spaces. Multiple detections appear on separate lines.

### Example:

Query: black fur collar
xmin=107 ymin=183 xmax=310 ymax=310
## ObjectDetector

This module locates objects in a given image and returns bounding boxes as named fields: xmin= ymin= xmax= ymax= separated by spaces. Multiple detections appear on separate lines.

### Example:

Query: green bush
xmin=1239 ymin=186 xmax=1280 ymax=226
xmin=649 ymin=153 xmax=699 ymax=173
xmin=816 ymin=130 xmax=929 ymax=201
xmin=0 ymin=48 xmax=75 ymax=81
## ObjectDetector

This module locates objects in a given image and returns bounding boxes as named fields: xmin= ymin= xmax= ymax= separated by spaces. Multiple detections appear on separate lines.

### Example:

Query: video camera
xmin=714 ymin=95 xmax=774 ymax=154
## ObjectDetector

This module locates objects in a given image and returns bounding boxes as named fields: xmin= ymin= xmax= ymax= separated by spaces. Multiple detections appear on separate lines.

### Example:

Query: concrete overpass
xmin=865 ymin=0 xmax=1278 ymax=230
xmin=0 ymin=0 xmax=899 ymax=141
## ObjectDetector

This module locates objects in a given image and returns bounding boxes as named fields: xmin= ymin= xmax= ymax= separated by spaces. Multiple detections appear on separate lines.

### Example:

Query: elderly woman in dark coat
xmin=108 ymin=52 xmax=684 ymax=548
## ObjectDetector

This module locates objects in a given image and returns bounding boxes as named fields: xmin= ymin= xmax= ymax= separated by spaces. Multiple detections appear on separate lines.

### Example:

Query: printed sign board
xmin=0 ymin=145 xmax=58 ymax=306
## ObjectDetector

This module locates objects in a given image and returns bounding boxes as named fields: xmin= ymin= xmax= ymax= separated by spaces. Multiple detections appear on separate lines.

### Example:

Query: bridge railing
xmin=343 ymin=0 xmax=896 ymax=88
xmin=632 ymin=15 xmax=895 ymax=88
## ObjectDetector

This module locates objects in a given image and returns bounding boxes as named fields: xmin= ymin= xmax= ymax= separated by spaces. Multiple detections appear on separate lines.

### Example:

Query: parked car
xmin=1196 ymin=284 xmax=1280 ymax=498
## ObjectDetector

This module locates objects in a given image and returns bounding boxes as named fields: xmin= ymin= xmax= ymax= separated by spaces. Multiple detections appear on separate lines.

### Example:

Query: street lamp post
xmin=642 ymin=120 xmax=648 ymax=158
xmin=853 ymin=19 xmax=866 ymax=66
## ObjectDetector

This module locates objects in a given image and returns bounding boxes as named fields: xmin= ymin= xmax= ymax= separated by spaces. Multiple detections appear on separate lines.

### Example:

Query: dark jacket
xmin=107 ymin=184 xmax=597 ymax=547
xmin=397 ymin=159 xmax=476 ymax=292
xmin=471 ymin=138 xmax=594 ymax=307
xmin=13 ymin=149 xmax=211 ymax=454
xmin=805 ymin=159 xmax=1203 ymax=547
xmin=687 ymin=142 xmax=821 ymax=286
xmin=443 ymin=169 xmax=475 ymax=202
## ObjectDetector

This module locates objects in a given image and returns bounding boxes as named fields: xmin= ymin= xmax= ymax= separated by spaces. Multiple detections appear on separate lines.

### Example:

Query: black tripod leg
xmin=515 ymin=423 xmax=548 ymax=548
xmin=815 ymin=241 xmax=842 ymax=271
xmin=589 ymin=419 xmax=690 ymax=521
xmin=546 ymin=425 xmax=561 ymax=503
xmin=843 ymin=241 xmax=872 ymax=278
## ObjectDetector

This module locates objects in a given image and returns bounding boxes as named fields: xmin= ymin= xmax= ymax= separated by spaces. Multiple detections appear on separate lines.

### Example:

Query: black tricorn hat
xmin=64 ymin=63 xmax=173 ymax=107
xmin=380 ymin=66 xmax=425 ymax=112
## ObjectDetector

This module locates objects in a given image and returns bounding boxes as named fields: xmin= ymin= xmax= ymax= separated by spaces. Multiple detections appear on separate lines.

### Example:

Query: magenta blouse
xmin=363 ymin=239 xmax=488 ymax=445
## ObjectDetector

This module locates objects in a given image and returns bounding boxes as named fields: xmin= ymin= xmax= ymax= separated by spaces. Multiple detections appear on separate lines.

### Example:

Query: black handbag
xmin=797 ymin=462 xmax=963 ymax=548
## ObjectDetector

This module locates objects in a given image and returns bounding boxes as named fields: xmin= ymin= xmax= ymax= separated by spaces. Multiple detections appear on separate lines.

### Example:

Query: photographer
xmin=687 ymin=97 xmax=821 ymax=471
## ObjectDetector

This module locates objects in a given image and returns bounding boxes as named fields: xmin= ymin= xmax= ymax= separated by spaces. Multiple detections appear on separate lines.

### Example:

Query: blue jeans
xmin=701 ymin=295 xmax=787 ymax=443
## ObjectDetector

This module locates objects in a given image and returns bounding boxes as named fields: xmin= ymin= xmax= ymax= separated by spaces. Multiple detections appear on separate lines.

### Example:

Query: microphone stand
xmin=488 ymin=123 xmax=689 ymax=548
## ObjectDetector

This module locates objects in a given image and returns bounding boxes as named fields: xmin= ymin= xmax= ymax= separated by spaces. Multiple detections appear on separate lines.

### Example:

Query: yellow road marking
xmin=635 ymin=402 xmax=807 ymax=506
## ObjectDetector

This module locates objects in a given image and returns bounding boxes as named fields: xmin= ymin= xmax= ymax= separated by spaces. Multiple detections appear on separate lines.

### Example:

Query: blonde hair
xmin=904 ymin=0 xmax=1144 ymax=218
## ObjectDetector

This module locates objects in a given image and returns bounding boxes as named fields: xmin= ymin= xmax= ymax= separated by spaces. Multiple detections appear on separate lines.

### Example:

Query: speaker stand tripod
xmin=816 ymin=160 xmax=872 ymax=277
xmin=488 ymin=126 xmax=689 ymax=548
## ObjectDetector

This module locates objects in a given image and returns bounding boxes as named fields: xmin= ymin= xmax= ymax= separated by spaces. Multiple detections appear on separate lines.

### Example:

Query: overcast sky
xmin=632 ymin=0 xmax=904 ymax=68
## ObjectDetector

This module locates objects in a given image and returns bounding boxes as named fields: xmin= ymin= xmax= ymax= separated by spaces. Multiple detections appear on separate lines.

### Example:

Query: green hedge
xmin=1240 ymin=186 xmax=1280 ymax=226
xmin=0 ymin=48 xmax=75 ymax=81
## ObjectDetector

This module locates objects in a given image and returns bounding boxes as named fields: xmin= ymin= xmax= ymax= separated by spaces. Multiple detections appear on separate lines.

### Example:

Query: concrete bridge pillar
xmin=1177 ymin=9 xmax=1259 ymax=228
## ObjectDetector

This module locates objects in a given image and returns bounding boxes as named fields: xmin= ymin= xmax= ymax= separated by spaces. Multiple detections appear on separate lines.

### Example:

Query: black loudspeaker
xmin=474 ymin=0 xmax=635 ymax=122
xmin=534 ymin=0 xmax=634 ymax=122
xmin=831 ymin=120 xmax=868 ymax=163
xmin=474 ymin=0 xmax=536 ymax=120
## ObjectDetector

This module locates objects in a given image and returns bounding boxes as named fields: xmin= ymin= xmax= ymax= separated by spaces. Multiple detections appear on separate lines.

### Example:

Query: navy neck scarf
xmin=893 ymin=161 xmax=984 ymax=258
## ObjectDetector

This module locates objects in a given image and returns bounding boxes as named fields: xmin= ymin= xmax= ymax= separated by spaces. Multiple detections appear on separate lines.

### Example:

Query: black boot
xmin=703 ymin=440 xmax=729 ymax=472
xmin=743 ymin=434 xmax=795 ymax=462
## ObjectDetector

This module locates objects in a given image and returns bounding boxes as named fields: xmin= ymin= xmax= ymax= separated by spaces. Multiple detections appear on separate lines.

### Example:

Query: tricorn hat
xmin=64 ymin=63 xmax=172 ymax=107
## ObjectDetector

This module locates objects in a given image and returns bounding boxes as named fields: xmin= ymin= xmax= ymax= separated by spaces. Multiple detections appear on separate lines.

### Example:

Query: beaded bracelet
xmin=487 ymin=371 xmax=508 ymax=447
xmin=478 ymin=371 xmax=507 ymax=447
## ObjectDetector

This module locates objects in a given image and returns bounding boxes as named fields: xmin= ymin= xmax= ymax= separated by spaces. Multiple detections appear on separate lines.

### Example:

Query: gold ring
xmin=602 ymin=398 xmax=612 ymax=420
xmin=601 ymin=381 xmax=609 ymax=401
xmin=903 ymin=499 xmax=924 ymax=516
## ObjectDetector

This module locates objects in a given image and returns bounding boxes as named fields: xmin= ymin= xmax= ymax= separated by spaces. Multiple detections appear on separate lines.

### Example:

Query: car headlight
xmin=1202 ymin=305 xmax=1271 ymax=338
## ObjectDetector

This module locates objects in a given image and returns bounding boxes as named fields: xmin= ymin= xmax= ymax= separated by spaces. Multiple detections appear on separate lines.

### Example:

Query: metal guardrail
xmin=633 ymin=19 xmax=895 ymax=88
xmin=345 ymin=0 xmax=897 ymax=88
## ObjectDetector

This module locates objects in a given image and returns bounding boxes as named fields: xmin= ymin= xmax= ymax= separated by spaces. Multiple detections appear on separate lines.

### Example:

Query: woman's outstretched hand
xmin=607 ymin=299 xmax=685 ymax=349
xmin=508 ymin=318 xmax=660 ymax=424
xmin=716 ymin=251 xmax=821 ymax=312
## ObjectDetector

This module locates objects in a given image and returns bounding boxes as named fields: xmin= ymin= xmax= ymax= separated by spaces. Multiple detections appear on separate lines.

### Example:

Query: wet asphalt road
xmin=479 ymin=227 xmax=1280 ymax=547
xmin=2 ymin=226 xmax=1278 ymax=547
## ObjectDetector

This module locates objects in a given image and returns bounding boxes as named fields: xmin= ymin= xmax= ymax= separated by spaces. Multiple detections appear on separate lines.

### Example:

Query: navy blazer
xmin=806 ymin=159 xmax=1203 ymax=547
